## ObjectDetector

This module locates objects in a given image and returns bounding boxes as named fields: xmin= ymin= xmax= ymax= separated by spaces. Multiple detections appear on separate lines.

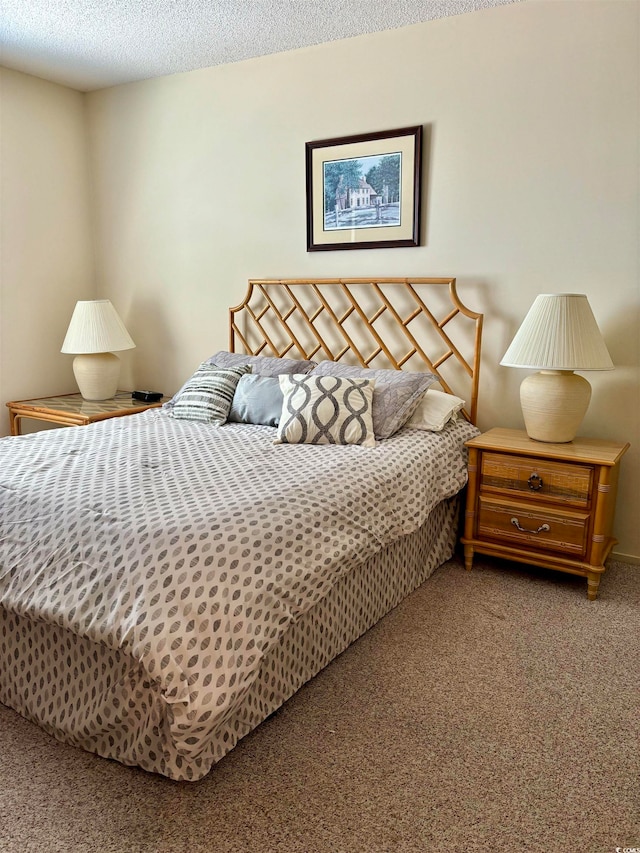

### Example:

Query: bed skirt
xmin=0 ymin=496 xmax=459 ymax=781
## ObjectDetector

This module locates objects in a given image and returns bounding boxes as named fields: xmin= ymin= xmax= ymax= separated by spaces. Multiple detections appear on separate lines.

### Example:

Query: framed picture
xmin=305 ymin=125 xmax=422 ymax=252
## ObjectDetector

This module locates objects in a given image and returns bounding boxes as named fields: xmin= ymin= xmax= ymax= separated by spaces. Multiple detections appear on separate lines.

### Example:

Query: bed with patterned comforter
xmin=0 ymin=408 xmax=478 ymax=779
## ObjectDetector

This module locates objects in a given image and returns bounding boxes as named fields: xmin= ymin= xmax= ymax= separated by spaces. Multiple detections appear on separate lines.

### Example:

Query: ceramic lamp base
xmin=73 ymin=352 xmax=121 ymax=400
xmin=520 ymin=370 xmax=591 ymax=443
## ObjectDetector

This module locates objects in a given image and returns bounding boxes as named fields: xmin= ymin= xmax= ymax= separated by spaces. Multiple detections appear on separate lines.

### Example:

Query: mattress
xmin=0 ymin=410 xmax=478 ymax=779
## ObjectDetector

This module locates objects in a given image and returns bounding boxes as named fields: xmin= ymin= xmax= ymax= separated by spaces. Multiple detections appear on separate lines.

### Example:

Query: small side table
xmin=6 ymin=393 xmax=167 ymax=436
xmin=461 ymin=427 xmax=629 ymax=600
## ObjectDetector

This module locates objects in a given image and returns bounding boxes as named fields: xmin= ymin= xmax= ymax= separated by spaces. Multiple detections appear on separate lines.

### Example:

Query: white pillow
xmin=275 ymin=374 xmax=376 ymax=446
xmin=405 ymin=389 xmax=465 ymax=432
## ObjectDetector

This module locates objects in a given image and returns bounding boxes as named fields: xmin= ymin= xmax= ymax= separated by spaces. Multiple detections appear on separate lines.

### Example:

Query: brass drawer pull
xmin=527 ymin=473 xmax=543 ymax=491
xmin=511 ymin=517 xmax=550 ymax=535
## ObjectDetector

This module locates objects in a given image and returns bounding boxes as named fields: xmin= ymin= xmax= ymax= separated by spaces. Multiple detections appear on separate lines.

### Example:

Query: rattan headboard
xmin=229 ymin=278 xmax=483 ymax=424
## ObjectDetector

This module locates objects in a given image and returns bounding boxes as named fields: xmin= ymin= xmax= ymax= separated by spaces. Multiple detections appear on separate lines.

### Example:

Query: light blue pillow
xmin=228 ymin=374 xmax=283 ymax=427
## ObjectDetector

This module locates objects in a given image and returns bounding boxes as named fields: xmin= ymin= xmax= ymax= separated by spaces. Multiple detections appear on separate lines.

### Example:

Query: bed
xmin=0 ymin=278 xmax=483 ymax=781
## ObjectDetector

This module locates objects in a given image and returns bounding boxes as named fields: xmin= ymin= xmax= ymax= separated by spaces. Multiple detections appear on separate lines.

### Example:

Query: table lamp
xmin=61 ymin=299 xmax=135 ymax=400
xmin=500 ymin=293 xmax=614 ymax=443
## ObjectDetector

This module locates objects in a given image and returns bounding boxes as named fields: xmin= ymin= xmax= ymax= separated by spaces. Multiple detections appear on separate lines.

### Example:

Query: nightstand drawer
xmin=480 ymin=452 xmax=593 ymax=507
xmin=477 ymin=495 xmax=590 ymax=557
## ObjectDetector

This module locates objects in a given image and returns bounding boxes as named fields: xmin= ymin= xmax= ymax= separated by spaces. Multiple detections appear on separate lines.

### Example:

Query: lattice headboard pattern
xmin=229 ymin=278 xmax=483 ymax=424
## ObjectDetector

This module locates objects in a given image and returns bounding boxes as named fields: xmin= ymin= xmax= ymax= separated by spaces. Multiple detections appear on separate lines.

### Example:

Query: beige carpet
xmin=1 ymin=555 xmax=638 ymax=853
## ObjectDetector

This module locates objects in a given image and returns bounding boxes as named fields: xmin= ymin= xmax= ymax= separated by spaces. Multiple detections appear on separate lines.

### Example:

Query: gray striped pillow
xmin=170 ymin=364 xmax=252 ymax=424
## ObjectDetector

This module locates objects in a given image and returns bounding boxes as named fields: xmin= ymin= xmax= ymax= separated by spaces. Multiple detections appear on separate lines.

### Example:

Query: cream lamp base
xmin=520 ymin=370 xmax=591 ymax=443
xmin=73 ymin=352 xmax=121 ymax=401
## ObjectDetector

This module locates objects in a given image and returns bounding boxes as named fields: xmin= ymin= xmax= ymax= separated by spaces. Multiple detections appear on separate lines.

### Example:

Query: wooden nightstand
xmin=6 ymin=392 xmax=167 ymax=436
xmin=461 ymin=427 xmax=629 ymax=600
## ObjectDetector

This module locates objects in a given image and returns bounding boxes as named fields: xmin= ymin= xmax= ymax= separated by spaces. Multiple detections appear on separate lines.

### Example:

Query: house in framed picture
xmin=1 ymin=0 xmax=638 ymax=851
xmin=333 ymin=173 xmax=383 ymax=220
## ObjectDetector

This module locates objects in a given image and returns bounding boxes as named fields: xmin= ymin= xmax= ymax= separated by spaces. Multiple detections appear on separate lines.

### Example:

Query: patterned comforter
xmin=0 ymin=410 xmax=478 ymax=777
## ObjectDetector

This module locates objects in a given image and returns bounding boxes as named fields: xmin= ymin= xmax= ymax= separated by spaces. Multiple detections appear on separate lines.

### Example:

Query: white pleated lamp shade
xmin=500 ymin=293 xmax=613 ymax=371
xmin=61 ymin=299 xmax=135 ymax=354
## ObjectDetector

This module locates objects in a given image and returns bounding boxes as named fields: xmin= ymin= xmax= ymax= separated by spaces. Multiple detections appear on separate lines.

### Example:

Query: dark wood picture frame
xmin=305 ymin=125 xmax=422 ymax=252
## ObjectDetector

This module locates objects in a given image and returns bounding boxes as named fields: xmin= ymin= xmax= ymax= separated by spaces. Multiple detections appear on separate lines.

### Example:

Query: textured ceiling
xmin=0 ymin=0 xmax=520 ymax=92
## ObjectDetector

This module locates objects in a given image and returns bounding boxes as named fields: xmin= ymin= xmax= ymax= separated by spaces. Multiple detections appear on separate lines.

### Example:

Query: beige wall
xmin=1 ymin=1 xmax=638 ymax=559
xmin=0 ymin=68 xmax=94 ymax=431
xmin=85 ymin=0 xmax=639 ymax=559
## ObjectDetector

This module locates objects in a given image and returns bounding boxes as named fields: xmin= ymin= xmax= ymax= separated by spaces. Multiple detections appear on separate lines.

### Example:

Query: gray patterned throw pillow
xmin=310 ymin=362 xmax=438 ymax=440
xmin=206 ymin=350 xmax=317 ymax=376
xmin=170 ymin=363 xmax=252 ymax=424
xmin=275 ymin=374 xmax=376 ymax=446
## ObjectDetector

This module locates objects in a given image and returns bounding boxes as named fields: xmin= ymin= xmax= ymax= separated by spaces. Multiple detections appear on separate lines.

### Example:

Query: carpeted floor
xmin=1 ymin=554 xmax=638 ymax=853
